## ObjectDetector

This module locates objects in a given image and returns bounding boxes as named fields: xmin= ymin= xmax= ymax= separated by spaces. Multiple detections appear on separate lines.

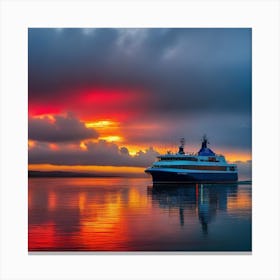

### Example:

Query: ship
xmin=145 ymin=135 xmax=238 ymax=183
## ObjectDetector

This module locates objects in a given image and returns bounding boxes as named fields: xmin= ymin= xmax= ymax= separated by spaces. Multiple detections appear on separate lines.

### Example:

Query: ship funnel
xmin=198 ymin=135 xmax=215 ymax=156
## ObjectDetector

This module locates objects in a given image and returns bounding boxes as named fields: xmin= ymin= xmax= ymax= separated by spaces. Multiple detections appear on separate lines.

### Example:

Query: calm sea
xmin=28 ymin=177 xmax=251 ymax=252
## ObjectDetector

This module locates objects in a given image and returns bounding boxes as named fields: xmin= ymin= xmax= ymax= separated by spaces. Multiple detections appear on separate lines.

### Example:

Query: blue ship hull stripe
xmin=146 ymin=170 xmax=238 ymax=182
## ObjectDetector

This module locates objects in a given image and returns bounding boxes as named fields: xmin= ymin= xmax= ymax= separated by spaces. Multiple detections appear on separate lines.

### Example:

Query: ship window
xmin=208 ymin=157 xmax=218 ymax=162
xmin=159 ymin=157 xmax=198 ymax=161
xmin=154 ymin=165 xmax=227 ymax=171
xmin=184 ymin=165 xmax=227 ymax=171
xmin=185 ymin=157 xmax=198 ymax=161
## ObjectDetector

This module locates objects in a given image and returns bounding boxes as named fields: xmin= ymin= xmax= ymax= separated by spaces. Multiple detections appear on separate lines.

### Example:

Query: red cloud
xmin=29 ymin=87 xmax=150 ymax=122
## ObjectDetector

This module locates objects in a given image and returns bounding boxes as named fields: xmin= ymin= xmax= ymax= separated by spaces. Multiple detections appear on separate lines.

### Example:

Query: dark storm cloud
xmin=122 ymin=113 xmax=251 ymax=152
xmin=28 ymin=113 xmax=98 ymax=142
xmin=28 ymin=28 xmax=251 ymax=116
xmin=29 ymin=140 xmax=159 ymax=167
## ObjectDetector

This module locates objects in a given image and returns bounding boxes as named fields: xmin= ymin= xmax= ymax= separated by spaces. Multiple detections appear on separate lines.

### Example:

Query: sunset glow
xmin=28 ymin=140 xmax=36 ymax=149
xmin=28 ymin=178 xmax=252 ymax=251
xmin=28 ymin=27 xmax=252 ymax=254
xmin=28 ymin=28 xmax=252 ymax=179
xmin=28 ymin=164 xmax=146 ymax=176
xmin=99 ymin=135 xmax=123 ymax=142
xmin=85 ymin=120 xmax=118 ymax=129
xmin=33 ymin=114 xmax=56 ymax=122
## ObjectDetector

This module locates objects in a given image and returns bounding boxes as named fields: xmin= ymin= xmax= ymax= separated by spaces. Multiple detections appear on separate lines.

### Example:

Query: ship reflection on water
xmin=148 ymin=183 xmax=239 ymax=235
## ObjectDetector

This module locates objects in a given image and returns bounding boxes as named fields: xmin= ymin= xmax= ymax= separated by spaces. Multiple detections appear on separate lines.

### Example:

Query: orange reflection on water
xmin=75 ymin=189 xmax=130 ymax=250
xmin=28 ymin=178 xmax=252 ymax=251
xmin=29 ymin=178 xmax=152 ymax=251
xmin=48 ymin=191 xmax=57 ymax=211
xmin=76 ymin=183 xmax=152 ymax=250
xmin=227 ymin=191 xmax=251 ymax=214
xmin=78 ymin=192 xmax=87 ymax=212
xmin=128 ymin=187 xmax=148 ymax=209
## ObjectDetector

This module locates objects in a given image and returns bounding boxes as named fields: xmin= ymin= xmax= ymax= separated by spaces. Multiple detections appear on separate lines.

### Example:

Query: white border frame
xmin=1 ymin=1 xmax=279 ymax=279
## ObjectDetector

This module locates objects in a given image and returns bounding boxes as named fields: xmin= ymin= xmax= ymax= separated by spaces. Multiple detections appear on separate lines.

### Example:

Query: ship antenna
xmin=178 ymin=138 xmax=185 ymax=154
xmin=201 ymin=134 xmax=209 ymax=149
xmin=180 ymin=137 xmax=185 ymax=148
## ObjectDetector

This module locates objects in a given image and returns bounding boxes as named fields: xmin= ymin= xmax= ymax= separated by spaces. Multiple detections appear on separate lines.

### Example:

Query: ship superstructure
xmin=145 ymin=136 xmax=238 ymax=183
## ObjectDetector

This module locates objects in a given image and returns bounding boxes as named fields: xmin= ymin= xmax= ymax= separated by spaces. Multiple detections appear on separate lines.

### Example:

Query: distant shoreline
xmin=28 ymin=170 xmax=123 ymax=178
xmin=236 ymin=180 xmax=252 ymax=184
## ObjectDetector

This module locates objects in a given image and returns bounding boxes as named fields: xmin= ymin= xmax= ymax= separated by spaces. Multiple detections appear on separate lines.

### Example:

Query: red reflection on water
xmin=28 ymin=222 xmax=56 ymax=250
xmin=28 ymin=178 xmax=151 ymax=251
xmin=28 ymin=178 xmax=252 ymax=251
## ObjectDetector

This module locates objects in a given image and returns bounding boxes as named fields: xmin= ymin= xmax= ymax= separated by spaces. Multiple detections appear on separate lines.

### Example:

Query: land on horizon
xmin=28 ymin=170 xmax=146 ymax=178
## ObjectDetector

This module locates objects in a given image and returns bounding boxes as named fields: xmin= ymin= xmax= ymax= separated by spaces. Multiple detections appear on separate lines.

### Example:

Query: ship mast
xmin=178 ymin=138 xmax=185 ymax=154
xmin=201 ymin=134 xmax=209 ymax=149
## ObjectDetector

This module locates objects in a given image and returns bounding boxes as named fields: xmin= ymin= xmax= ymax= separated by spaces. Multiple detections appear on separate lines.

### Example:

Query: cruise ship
xmin=145 ymin=136 xmax=238 ymax=183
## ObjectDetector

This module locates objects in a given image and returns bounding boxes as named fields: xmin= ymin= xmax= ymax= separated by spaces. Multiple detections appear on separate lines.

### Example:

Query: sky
xmin=28 ymin=28 xmax=252 ymax=178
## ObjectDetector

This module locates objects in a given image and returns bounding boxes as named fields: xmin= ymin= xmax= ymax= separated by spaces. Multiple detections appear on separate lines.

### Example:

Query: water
xmin=28 ymin=177 xmax=252 ymax=252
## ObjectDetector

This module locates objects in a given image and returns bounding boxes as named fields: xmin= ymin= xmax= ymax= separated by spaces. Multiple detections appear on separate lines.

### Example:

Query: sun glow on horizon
xmin=84 ymin=119 xmax=124 ymax=143
xmin=85 ymin=120 xmax=118 ymax=128
xmin=99 ymin=135 xmax=124 ymax=142
xmin=28 ymin=164 xmax=146 ymax=175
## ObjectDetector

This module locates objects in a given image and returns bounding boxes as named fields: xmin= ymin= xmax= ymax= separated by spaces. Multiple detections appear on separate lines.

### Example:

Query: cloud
xmin=28 ymin=138 xmax=252 ymax=178
xmin=28 ymin=28 xmax=251 ymax=116
xmin=28 ymin=113 xmax=98 ymax=142
xmin=28 ymin=28 xmax=252 ymax=155
xmin=29 ymin=140 xmax=159 ymax=167
xmin=122 ymin=113 xmax=252 ymax=151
